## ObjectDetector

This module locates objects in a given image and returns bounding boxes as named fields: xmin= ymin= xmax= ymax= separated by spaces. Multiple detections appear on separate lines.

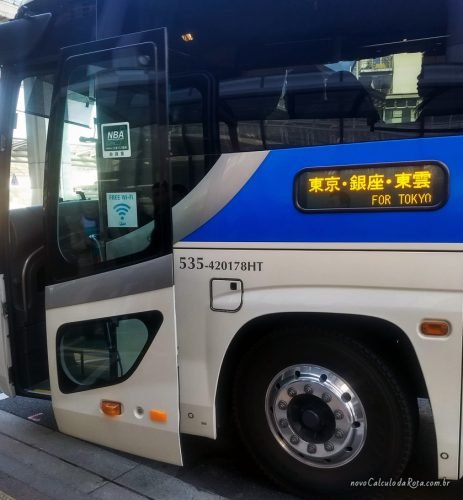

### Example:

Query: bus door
xmin=0 ymin=72 xmax=17 ymax=397
xmin=44 ymin=29 xmax=181 ymax=464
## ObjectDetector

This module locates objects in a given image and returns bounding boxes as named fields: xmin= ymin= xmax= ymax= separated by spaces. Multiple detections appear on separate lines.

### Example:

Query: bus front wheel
xmin=233 ymin=330 xmax=415 ymax=496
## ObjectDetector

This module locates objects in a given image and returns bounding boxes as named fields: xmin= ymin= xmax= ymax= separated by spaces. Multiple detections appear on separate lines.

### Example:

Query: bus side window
xmin=57 ymin=312 xmax=162 ymax=393
xmin=11 ymin=76 xmax=52 ymax=209
xmin=169 ymin=80 xmax=209 ymax=196
xmin=417 ymin=58 xmax=463 ymax=134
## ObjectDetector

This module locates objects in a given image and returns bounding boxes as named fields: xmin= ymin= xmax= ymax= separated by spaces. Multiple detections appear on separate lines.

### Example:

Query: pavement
xmin=0 ymin=396 xmax=297 ymax=500
xmin=0 ymin=408 xmax=224 ymax=500
xmin=0 ymin=396 xmax=462 ymax=499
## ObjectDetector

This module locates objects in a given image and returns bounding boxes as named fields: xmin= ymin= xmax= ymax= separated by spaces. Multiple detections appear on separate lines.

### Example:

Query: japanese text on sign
xmin=295 ymin=162 xmax=448 ymax=212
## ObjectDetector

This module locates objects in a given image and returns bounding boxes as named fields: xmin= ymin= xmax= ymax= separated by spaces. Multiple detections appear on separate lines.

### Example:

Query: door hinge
xmin=1 ymin=302 xmax=8 ymax=318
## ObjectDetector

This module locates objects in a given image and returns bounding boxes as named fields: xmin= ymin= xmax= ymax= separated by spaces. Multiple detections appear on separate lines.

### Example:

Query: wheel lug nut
xmin=304 ymin=384 xmax=313 ymax=394
xmin=278 ymin=400 xmax=288 ymax=410
xmin=307 ymin=443 xmax=317 ymax=454
xmin=287 ymin=387 xmax=297 ymax=397
xmin=321 ymin=392 xmax=332 ymax=403
xmin=334 ymin=410 xmax=344 ymax=420
xmin=290 ymin=435 xmax=300 ymax=445
xmin=341 ymin=392 xmax=352 ymax=403
xmin=279 ymin=418 xmax=289 ymax=428
xmin=334 ymin=428 xmax=344 ymax=439
xmin=324 ymin=441 xmax=334 ymax=452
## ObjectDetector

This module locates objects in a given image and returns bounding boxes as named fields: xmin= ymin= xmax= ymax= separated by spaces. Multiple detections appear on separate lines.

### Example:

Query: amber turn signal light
xmin=150 ymin=409 xmax=168 ymax=423
xmin=420 ymin=320 xmax=450 ymax=337
xmin=101 ymin=400 xmax=122 ymax=416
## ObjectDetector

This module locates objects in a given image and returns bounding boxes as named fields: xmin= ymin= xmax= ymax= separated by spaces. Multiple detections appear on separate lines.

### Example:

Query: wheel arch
xmin=216 ymin=312 xmax=429 ymax=435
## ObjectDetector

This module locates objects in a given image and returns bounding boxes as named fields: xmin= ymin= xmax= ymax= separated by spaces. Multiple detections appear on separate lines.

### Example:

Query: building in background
xmin=354 ymin=53 xmax=422 ymax=124
xmin=0 ymin=0 xmax=19 ymax=22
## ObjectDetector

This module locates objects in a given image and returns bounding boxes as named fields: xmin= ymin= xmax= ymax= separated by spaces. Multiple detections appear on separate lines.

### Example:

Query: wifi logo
xmin=107 ymin=192 xmax=138 ymax=228
xmin=114 ymin=203 xmax=131 ymax=221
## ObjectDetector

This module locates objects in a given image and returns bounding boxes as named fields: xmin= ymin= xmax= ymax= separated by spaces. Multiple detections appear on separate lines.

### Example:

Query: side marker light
xmin=150 ymin=409 xmax=168 ymax=423
xmin=101 ymin=400 xmax=122 ymax=416
xmin=420 ymin=320 xmax=450 ymax=337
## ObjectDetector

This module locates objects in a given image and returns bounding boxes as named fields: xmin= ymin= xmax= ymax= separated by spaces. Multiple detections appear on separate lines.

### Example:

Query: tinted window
xmin=167 ymin=0 xmax=463 ymax=173
xmin=214 ymin=50 xmax=459 ymax=152
xmin=11 ymin=76 xmax=52 ymax=208
xmin=170 ymin=84 xmax=206 ymax=196
xmin=57 ymin=311 xmax=162 ymax=393
xmin=56 ymin=43 xmax=169 ymax=275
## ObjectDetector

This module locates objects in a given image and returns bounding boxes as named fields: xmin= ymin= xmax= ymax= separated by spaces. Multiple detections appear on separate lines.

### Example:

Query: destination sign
xmin=295 ymin=162 xmax=448 ymax=212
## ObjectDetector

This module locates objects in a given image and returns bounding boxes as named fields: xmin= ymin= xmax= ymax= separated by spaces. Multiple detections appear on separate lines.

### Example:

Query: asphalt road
xmin=0 ymin=395 xmax=461 ymax=499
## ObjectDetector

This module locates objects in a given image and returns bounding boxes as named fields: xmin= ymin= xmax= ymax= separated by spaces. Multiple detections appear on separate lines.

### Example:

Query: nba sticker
xmin=101 ymin=122 xmax=131 ymax=158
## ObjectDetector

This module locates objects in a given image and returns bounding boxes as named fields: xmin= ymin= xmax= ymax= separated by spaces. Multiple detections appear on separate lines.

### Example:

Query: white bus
xmin=0 ymin=0 xmax=462 ymax=495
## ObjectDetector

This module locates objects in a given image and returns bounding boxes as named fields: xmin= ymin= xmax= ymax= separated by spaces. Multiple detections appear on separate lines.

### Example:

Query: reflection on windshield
xmin=11 ymin=76 xmax=51 ymax=209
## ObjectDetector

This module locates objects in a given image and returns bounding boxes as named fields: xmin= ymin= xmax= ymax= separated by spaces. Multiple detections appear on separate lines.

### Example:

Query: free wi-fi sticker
xmin=107 ymin=192 xmax=138 ymax=227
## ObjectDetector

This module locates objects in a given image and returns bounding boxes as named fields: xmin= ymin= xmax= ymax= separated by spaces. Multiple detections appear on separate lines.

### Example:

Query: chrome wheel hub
xmin=265 ymin=364 xmax=367 ymax=468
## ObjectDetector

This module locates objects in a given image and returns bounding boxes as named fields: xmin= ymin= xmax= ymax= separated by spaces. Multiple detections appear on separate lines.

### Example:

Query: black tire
xmin=233 ymin=329 xmax=416 ymax=497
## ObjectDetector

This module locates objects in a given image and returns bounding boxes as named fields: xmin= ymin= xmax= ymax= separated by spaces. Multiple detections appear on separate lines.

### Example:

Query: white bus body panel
xmin=174 ymin=245 xmax=463 ymax=479
xmin=46 ymin=286 xmax=182 ymax=465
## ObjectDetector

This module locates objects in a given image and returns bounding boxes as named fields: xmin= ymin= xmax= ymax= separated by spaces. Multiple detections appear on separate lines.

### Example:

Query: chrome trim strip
xmin=172 ymin=151 xmax=269 ymax=242
xmin=46 ymin=255 xmax=173 ymax=309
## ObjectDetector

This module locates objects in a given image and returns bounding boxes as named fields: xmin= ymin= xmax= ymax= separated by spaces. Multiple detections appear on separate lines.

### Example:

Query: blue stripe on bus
xmin=183 ymin=136 xmax=463 ymax=243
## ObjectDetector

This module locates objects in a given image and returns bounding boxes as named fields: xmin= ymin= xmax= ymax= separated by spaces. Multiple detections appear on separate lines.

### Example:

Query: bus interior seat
xmin=216 ymin=70 xmax=381 ymax=152
xmin=220 ymin=74 xmax=285 ymax=122
xmin=416 ymin=64 xmax=463 ymax=122
xmin=170 ymin=86 xmax=203 ymax=131
xmin=170 ymin=85 xmax=208 ymax=189
xmin=217 ymin=75 xmax=285 ymax=152
xmin=58 ymin=199 xmax=100 ymax=265
xmin=288 ymin=70 xmax=380 ymax=128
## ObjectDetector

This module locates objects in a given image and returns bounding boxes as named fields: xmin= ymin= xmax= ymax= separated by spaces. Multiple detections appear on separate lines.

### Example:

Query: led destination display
xmin=295 ymin=162 xmax=448 ymax=212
